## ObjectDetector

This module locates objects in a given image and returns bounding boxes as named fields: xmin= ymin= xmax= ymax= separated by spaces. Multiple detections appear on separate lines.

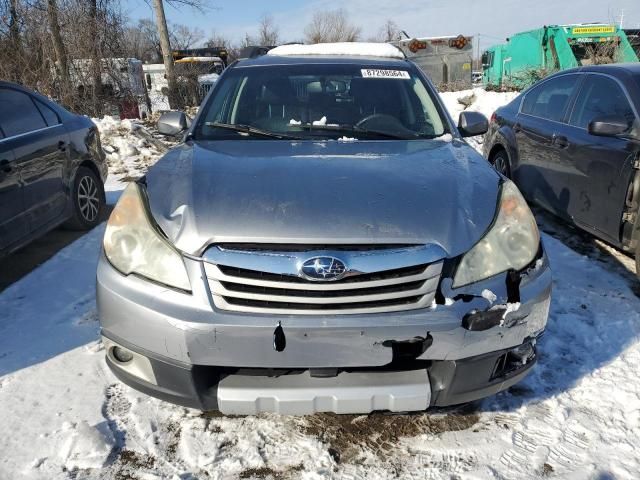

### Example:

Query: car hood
xmin=145 ymin=139 xmax=501 ymax=257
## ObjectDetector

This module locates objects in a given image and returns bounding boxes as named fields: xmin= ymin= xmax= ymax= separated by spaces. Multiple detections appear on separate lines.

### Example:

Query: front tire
xmin=65 ymin=166 xmax=105 ymax=230
xmin=491 ymin=149 xmax=511 ymax=178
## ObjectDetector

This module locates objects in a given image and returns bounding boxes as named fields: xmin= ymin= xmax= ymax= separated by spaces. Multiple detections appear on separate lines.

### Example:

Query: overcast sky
xmin=127 ymin=0 xmax=640 ymax=51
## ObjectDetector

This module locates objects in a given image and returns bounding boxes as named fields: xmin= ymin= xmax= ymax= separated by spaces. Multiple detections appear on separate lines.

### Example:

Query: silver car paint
xmin=145 ymin=138 xmax=501 ymax=256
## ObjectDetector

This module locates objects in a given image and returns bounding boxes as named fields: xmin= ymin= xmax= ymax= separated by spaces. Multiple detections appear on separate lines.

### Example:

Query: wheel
xmin=491 ymin=149 xmax=511 ymax=178
xmin=64 ymin=166 xmax=105 ymax=230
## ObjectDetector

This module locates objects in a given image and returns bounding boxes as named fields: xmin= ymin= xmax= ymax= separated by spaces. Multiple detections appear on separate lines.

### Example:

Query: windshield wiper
xmin=205 ymin=122 xmax=302 ymax=140
xmin=302 ymin=123 xmax=420 ymax=140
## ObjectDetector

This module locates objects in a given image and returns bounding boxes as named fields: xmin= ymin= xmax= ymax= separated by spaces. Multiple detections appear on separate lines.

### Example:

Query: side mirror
xmin=157 ymin=111 xmax=191 ymax=136
xmin=588 ymin=115 xmax=629 ymax=137
xmin=458 ymin=111 xmax=489 ymax=137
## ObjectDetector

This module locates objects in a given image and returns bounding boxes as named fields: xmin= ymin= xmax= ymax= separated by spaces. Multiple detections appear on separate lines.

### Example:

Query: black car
xmin=484 ymin=64 xmax=640 ymax=274
xmin=0 ymin=81 xmax=107 ymax=257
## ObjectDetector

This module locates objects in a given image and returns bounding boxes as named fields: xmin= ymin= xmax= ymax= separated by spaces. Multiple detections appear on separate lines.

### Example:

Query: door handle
xmin=553 ymin=134 xmax=570 ymax=149
xmin=58 ymin=140 xmax=67 ymax=152
xmin=0 ymin=159 xmax=12 ymax=173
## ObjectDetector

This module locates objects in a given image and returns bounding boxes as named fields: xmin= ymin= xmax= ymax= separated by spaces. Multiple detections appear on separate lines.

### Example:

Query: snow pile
xmin=198 ymin=73 xmax=219 ymax=84
xmin=268 ymin=42 xmax=404 ymax=59
xmin=439 ymin=88 xmax=519 ymax=153
xmin=92 ymin=116 xmax=165 ymax=188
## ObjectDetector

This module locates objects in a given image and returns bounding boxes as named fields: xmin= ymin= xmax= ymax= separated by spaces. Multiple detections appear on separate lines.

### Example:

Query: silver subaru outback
xmin=97 ymin=43 xmax=551 ymax=415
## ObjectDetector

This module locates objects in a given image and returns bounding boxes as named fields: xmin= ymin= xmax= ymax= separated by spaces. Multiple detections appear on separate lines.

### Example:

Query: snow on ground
xmin=1 ymin=90 xmax=639 ymax=479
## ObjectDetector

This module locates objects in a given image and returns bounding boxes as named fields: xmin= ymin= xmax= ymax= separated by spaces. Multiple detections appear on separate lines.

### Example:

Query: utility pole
xmin=152 ymin=0 xmax=179 ymax=109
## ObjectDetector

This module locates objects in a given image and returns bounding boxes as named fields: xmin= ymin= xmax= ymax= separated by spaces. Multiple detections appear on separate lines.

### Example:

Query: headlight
xmin=103 ymin=183 xmax=191 ymax=291
xmin=453 ymin=180 xmax=539 ymax=288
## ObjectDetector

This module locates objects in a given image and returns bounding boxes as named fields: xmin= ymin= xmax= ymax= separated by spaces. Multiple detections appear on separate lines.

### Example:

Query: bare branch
xmin=304 ymin=8 xmax=361 ymax=44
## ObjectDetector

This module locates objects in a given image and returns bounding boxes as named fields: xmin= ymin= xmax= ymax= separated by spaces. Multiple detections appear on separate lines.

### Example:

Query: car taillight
xmin=490 ymin=112 xmax=497 ymax=124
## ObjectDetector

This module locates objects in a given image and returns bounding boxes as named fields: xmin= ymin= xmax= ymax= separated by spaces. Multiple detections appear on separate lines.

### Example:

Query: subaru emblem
xmin=300 ymin=256 xmax=347 ymax=281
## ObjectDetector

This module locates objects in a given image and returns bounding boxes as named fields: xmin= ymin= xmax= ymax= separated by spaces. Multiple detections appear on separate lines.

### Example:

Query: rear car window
xmin=569 ymin=75 xmax=637 ymax=132
xmin=0 ymin=88 xmax=47 ymax=137
xmin=521 ymin=74 xmax=579 ymax=122
xmin=34 ymin=98 xmax=61 ymax=127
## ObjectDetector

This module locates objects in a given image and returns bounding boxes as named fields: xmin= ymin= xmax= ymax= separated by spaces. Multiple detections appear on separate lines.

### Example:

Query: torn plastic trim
xmin=462 ymin=302 xmax=524 ymax=332
xmin=382 ymin=334 xmax=434 ymax=362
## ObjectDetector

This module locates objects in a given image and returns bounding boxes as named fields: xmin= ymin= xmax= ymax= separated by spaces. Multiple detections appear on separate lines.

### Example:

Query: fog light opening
xmin=508 ymin=342 xmax=535 ymax=366
xmin=112 ymin=346 xmax=134 ymax=364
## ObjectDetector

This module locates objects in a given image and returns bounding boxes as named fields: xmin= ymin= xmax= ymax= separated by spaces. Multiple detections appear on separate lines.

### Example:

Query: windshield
xmin=194 ymin=63 xmax=448 ymax=140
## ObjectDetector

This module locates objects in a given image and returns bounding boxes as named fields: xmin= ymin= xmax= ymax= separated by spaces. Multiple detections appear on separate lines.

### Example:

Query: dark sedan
xmin=484 ymin=64 xmax=640 ymax=275
xmin=0 ymin=81 xmax=107 ymax=257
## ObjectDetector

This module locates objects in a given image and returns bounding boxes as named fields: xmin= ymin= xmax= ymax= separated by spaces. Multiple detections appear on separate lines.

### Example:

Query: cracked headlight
xmin=103 ymin=183 xmax=191 ymax=291
xmin=453 ymin=180 xmax=539 ymax=288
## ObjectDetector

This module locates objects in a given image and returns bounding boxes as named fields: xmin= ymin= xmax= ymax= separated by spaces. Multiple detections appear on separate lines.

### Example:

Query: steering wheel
xmin=355 ymin=113 xmax=419 ymax=138
xmin=355 ymin=113 xmax=400 ymax=129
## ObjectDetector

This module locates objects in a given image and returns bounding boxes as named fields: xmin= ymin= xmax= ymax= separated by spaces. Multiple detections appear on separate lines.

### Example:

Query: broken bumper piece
xmin=97 ymin=249 xmax=551 ymax=414
xmin=103 ymin=333 xmax=538 ymax=414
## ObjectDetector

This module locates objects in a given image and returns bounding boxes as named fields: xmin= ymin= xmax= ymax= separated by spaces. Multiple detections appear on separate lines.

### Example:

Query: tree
xmin=171 ymin=23 xmax=204 ymax=50
xmin=304 ymin=9 xmax=361 ymax=44
xmin=123 ymin=19 xmax=163 ymax=63
xmin=0 ymin=0 xmax=139 ymax=114
xmin=8 ymin=0 xmax=20 ymax=52
xmin=152 ymin=0 xmax=179 ymax=108
xmin=377 ymin=20 xmax=401 ymax=43
xmin=88 ymin=0 xmax=103 ymax=114
xmin=47 ymin=0 xmax=70 ymax=100
xmin=150 ymin=0 xmax=210 ymax=108
xmin=205 ymin=31 xmax=231 ymax=49
xmin=257 ymin=14 xmax=278 ymax=46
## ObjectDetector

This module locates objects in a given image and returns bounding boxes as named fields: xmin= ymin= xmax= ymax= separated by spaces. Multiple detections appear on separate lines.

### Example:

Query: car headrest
xmin=261 ymin=78 xmax=296 ymax=104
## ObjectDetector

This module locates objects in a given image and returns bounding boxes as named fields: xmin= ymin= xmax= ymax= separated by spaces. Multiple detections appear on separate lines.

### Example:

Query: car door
xmin=561 ymin=74 xmax=640 ymax=243
xmin=0 ymin=87 xmax=70 ymax=234
xmin=0 ymin=134 xmax=27 ymax=251
xmin=513 ymin=74 xmax=580 ymax=217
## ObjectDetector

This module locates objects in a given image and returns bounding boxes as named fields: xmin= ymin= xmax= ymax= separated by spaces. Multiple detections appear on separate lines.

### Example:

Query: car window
xmin=0 ymin=88 xmax=47 ymax=137
xmin=521 ymin=75 xmax=578 ymax=122
xmin=569 ymin=75 xmax=637 ymax=132
xmin=34 ymin=98 xmax=61 ymax=127
xmin=195 ymin=63 xmax=447 ymax=140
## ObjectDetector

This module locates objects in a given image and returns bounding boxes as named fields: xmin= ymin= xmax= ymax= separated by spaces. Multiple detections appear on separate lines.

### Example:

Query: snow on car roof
xmin=175 ymin=56 xmax=223 ymax=63
xmin=267 ymin=43 xmax=405 ymax=59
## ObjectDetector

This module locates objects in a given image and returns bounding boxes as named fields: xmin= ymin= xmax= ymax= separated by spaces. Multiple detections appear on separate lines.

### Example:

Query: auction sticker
xmin=361 ymin=69 xmax=410 ymax=79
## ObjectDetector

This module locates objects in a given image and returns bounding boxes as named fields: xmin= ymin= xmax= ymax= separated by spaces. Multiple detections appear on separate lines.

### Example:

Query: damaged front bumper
xmin=97 ymin=247 xmax=551 ymax=414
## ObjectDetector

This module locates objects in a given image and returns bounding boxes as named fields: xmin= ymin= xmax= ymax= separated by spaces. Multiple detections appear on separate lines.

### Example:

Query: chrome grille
xmin=203 ymin=245 xmax=444 ymax=315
